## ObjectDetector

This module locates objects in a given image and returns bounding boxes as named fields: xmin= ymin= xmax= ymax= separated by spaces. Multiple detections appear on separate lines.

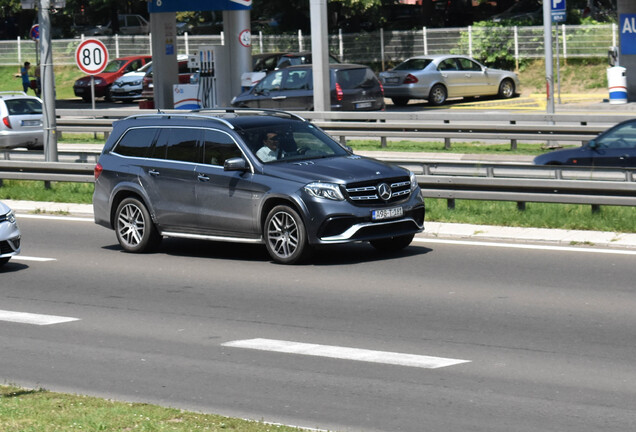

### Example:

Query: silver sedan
xmin=0 ymin=201 xmax=21 ymax=267
xmin=379 ymin=55 xmax=520 ymax=106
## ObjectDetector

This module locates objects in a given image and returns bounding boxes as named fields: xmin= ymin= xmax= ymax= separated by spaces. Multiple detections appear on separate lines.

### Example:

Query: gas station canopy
xmin=147 ymin=0 xmax=251 ymax=13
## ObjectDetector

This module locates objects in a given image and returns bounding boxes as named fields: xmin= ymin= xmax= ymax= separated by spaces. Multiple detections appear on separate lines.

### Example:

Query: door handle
xmin=197 ymin=173 xmax=210 ymax=182
xmin=148 ymin=169 xmax=160 ymax=176
xmin=272 ymin=96 xmax=287 ymax=100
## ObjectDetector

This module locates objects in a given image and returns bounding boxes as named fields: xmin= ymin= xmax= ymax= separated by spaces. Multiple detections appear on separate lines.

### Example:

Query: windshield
xmin=236 ymin=121 xmax=350 ymax=164
xmin=393 ymin=58 xmax=433 ymax=71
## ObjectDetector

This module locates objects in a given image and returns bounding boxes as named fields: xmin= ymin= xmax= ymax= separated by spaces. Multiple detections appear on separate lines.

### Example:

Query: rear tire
xmin=264 ymin=205 xmax=311 ymax=264
xmin=391 ymin=97 xmax=410 ymax=106
xmin=370 ymin=234 xmax=414 ymax=252
xmin=428 ymin=84 xmax=447 ymax=106
xmin=115 ymin=197 xmax=161 ymax=253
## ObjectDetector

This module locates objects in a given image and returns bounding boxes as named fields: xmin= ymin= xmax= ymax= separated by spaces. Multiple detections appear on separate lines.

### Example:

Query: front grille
xmin=344 ymin=176 xmax=411 ymax=206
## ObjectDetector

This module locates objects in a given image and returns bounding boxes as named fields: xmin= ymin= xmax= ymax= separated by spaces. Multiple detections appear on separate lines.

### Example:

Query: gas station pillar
xmin=223 ymin=9 xmax=252 ymax=102
xmin=149 ymin=12 xmax=179 ymax=109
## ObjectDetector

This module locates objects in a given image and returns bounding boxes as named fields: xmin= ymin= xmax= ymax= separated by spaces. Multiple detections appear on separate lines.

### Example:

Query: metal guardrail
xmin=53 ymin=109 xmax=634 ymax=150
xmin=2 ymin=158 xmax=636 ymax=208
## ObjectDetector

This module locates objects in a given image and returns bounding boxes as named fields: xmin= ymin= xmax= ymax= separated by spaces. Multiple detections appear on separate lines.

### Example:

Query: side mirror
xmin=224 ymin=157 xmax=249 ymax=172
xmin=588 ymin=140 xmax=597 ymax=149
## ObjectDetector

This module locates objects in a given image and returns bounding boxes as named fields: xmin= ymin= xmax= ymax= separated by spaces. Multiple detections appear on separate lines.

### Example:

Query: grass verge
xmin=2 ymin=180 xmax=636 ymax=233
xmin=0 ymin=385 xmax=307 ymax=432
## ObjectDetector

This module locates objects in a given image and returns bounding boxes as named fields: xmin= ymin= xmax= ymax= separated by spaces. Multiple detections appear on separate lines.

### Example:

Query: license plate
xmin=372 ymin=206 xmax=403 ymax=221
xmin=21 ymin=120 xmax=41 ymax=126
xmin=75 ymin=88 xmax=84 ymax=94
xmin=386 ymin=77 xmax=400 ymax=84
xmin=356 ymin=102 xmax=373 ymax=109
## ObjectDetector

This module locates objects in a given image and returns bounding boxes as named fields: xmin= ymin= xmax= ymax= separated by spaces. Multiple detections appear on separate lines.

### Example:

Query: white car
xmin=0 ymin=91 xmax=43 ymax=149
xmin=110 ymin=61 xmax=153 ymax=103
xmin=0 ymin=201 xmax=20 ymax=267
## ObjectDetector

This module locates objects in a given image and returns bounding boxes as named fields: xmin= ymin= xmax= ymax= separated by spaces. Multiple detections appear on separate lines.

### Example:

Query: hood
xmin=0 ymin=201 xmax=11 ymax=215
xmin=263 ymin=155 xmax=409 ymax=185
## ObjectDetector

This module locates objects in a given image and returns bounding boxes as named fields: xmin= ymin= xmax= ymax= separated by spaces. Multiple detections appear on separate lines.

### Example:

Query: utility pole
xmin=38 ymin=0 xmax=58 ymax=162
xmin=542 ymin=0 xmax=555 ymax=115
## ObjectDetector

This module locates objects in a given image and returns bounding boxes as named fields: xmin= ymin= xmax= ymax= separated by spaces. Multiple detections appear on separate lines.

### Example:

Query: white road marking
xmin=0 ymin=309 xmax=80 ymax=325
xmin=222 ymin=338 xmax=470 ymax=369
xmin=414 ymin=237 xmax=636 ymax=255
xmin=17 ymin=214 xmax=93 ymax=222
xmin=12 ymin=256 xmax=56 ymax=262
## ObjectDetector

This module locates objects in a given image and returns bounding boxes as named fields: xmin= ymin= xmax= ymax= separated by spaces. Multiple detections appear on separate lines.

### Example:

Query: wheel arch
xmin=109 ymin=186 xmax=153 ymax=229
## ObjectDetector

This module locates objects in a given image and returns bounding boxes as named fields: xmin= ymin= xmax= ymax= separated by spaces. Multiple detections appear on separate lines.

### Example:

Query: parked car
xmin=109 ymin=61 xmax=153 ymax=103
xmin=0 ymin=200 xmax=21 ymax=267
xmin=0 ymin=91 xmax=43 ymax=150
xmin=491 ymin=0 xmax=542 ymax=24
xmin=92 ymin=109 xmax=424 ymax=264
xmin=253 ymin=52 xmax=286 ymax=73
xmin=274 ymin=51 xmax=341 ymax=69
xmin=140 ymin=57 xmax=195 ymax=100
xmin=231 ymin=64 xmax=385 ymax=111
xmin=534 ymin=119 xmax=636 ymax=167
xmin=74 ymin=55 xmax=151 ymax=102
xmin=82 ymin=14 xmax=150 ymax=36
xmin=379 ymin=54 xmax=520 ymax=106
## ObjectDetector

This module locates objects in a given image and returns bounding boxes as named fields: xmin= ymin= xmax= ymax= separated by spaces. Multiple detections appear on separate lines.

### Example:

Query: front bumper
xmin=302 ymin=189 xmax=425 ymax=245
xmin=0 ymin=219 xmax=21 ymax=258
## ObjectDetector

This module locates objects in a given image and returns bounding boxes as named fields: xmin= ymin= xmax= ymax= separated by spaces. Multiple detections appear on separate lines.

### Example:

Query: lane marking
xmin=12 ymin=256 xmax=56 ymax=262
xmin=0 ymin=309 xmax=80 ymax=325
xmin=17 ymin=214 xmax=93 ymax=222
xmin=414 ymin=237 xmax=636 ymax=255
xmin=222 ymin=338 xmax=470 ymax=369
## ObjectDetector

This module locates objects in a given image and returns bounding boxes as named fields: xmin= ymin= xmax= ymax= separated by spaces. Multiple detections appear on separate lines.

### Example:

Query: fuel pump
xmin=191 ymin=45 xmax=231 ymax=108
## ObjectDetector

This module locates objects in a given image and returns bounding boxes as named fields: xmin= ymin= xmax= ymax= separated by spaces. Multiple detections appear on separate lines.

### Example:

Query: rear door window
xmin=151 ymin=128 xmax=202 ymax=163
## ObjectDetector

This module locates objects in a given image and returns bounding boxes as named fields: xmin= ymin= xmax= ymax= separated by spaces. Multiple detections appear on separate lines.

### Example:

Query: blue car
xmin=534 ymin=119 xmax=636 ymax=167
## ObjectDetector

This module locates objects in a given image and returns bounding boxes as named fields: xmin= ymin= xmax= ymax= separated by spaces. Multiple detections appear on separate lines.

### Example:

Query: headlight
xmin=94 ymin=78 xmax=105 ymax=85
xmin=304 ymin=182 xmax=344 ymax=201
xmin=409 ymin=170 xmax=418 ymax=191
xmin=6 ymin=210 xmax=16 ymax=224
xmin=131 ymin=79 xmax=142 ymax=86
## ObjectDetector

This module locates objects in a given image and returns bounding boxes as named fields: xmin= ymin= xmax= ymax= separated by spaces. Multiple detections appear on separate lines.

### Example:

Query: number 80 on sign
xmin=75 ymin=39 xmax=109 ymax=75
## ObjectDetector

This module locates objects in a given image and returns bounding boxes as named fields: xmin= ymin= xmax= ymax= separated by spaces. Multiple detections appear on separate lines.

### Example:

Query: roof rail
xmin=122 ymin=112 xmax=235 ymax=129
xmin=192 ymin=107 xmax=308 ymax=122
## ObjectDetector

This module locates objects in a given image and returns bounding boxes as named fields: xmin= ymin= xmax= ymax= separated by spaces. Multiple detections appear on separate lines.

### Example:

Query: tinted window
xmin=113 ymin=128 xmax=155 ymax=157
xmin=152 ymin=128 xmax=201 ymax=163
xmin=254 ymin=70 xmax=284 ymax=92
xmin=394 ymin=58 xmax=432 ymax=71
xmin=438 ymin=59 xmax=459 ymax=71
xmin=457 ymin=58 xmax=482 ymax=71
xmin=6 ymin=98 xmax=42 ymax=115
xmin=335 ymin=68 xmax=378 ymax=89
xmin=203 ymin=130 xmax=243 ymax=166
xmin=282 ymin=69 xmax=310 ymax=90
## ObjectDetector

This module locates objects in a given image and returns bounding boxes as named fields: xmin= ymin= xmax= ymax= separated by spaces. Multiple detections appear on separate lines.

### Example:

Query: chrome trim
xmin=161 ymin=231 xmax=264 ymax=244
xmin=319 ymin=217 xmax=423 ymax=243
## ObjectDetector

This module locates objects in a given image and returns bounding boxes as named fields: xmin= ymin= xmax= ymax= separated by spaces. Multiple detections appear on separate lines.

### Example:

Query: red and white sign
xmin=75 ymin=39 xmax=109 ymax=75
xmin=239 ymin=29 xmax=251 ymax=47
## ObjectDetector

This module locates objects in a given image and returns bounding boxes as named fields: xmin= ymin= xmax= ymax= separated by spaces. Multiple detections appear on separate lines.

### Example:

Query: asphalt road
xmin=2 ymin=215 xmax=636 ymax=432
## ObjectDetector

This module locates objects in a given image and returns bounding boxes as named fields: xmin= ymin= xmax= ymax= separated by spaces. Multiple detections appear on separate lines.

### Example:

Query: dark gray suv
xmin=93 ymin=109 xmax=425 ymax=264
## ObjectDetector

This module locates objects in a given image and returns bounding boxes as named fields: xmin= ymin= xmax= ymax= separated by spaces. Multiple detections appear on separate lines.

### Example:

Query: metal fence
xmin=0 ymin=23 xmax=618 ymax=68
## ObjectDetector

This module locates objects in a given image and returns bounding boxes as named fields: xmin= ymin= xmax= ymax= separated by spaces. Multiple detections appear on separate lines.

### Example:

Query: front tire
xmin=115 ymin=197 xmax=161 ymax=253
xmin=498 ymin=79 xmax=515 ymax=99
xmin=370 ymin=234 xmax=414 ymax=252
xmin=0 ymin=257 xmax=10 ymax=267
xmin=428 ymin=84 xmax=447 ymax=106
xmin=264 ymin=205 xmax=310 ymax=264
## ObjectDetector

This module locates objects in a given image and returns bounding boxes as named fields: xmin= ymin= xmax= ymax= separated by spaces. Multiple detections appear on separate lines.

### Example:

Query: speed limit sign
xmin=75 ymin=39 xmax=109 ymax=75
